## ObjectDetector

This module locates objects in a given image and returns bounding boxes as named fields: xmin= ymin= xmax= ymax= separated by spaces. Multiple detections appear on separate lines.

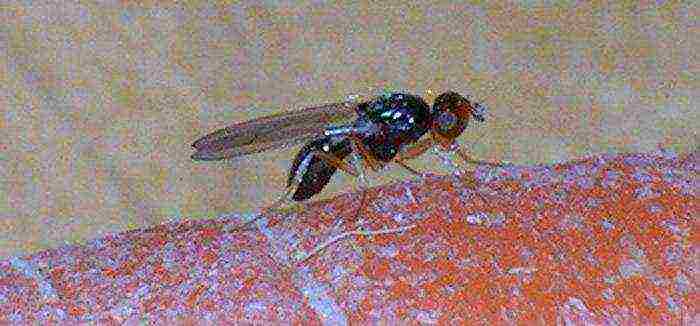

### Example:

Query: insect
xmin=191 ymin=90 xmax=503 ymax=259
xmin=192 ymin=90 xmax=491 ymax=200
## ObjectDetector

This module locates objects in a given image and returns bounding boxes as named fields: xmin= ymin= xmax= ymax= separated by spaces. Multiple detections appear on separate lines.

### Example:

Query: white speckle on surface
xmin=414 ymin=308 xmax=440 ymax=324
xmin=403 ymin=186 xmax=417 ymax=205
xmin=53 ymin=308 xmax=67 ymax=320
xmin=135 ymin=284 xmax=150 ymax=298
xmin=377 ymin=244 xmax=398 ymax=258
xmin=9 ymin=257 xmax=59 ymax=301
xmin=567 ymin=297 xmax=589 ymax=312
xmin=660 ymin=220 xmax=686 ymax=237
xmin=7 ymin=312 xmax=22 ymax=323
xmin=111 ymin=304 xmax=134 ymax=320
xmin=602 ymin=288 xmax=615 ymax=301
xmin=507 ymin=267 xmax=537 ymax=275
xmin=666 ymin=296 xmax=679 ymax=311
xmin=674 ymin=273 xmax=690 ymax=294
xmin=244 ymin=300 xmax=267 ymax=317
xmin=331 ymin=265 xmax=346 ymax=281
xmin=633 ymin=168 xmax=653 ymax=183
xmin=634 ymin=185 xmax=657 ymax=199
xmin=664 ymin=244 xmax=683 ymax=264
xmin=601 ymin=219 xmax=615 ymax=231
xmin=619 ymin=259 xmax=643 ymax=278
xmin=435 ymin=150 xmax=463 ymax=176
xmin=391 ymin=212 xmax=408 ymax=224
xmin=647 ymin=203 xmax=663 ymax=214
xmin=646 ymin=293 xmax=660 ymax=307
xmin=586 ymin=197 xmax=600 ymax=209
xmin=465 ymin=212 xmax=487 ymax=225
xmin=299 ymin=273 xmax=347 ymax=325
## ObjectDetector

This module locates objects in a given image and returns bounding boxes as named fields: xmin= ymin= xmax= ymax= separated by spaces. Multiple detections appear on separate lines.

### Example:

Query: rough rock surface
xmin=1 ymin=149 xmax=697 ymax=324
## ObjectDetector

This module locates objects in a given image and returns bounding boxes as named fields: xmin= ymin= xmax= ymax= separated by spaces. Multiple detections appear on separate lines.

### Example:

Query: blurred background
xmin=1 ymin=1 xmax=697 ymax=257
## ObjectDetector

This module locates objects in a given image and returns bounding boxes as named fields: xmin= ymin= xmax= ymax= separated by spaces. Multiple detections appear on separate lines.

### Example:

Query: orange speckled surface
xmin=1 ymin=149 xmax=697 ymax=323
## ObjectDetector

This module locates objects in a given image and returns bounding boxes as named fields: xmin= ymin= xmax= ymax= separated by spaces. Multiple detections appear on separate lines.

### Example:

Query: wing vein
xmin=191 ymin=100 xmax=360 ymax=160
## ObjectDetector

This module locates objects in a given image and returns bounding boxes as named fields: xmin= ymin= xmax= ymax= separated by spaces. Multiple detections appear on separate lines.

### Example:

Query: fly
xmin=191 ymin=90 xmax=506 ymax=262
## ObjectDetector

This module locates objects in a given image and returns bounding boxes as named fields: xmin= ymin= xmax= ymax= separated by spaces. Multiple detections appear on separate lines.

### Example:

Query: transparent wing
xmin=191 ymin=100 xmax=361 ymax=160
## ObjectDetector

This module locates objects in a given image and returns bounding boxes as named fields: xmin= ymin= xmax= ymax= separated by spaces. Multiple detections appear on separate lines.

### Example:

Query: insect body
xmin=354 ymin=93 xmax=433 ymax=162
xmin=282 ymin=92 xmax=433 ymax=202
xmin=192 ymin=90 xmax=502 ymax=263
xmin=192 ymin=90 xmax=492 ymax=207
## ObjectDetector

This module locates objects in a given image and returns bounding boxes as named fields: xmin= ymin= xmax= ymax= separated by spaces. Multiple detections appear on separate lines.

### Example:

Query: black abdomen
xmin=287 ymin=135 xmax=352 ymax=201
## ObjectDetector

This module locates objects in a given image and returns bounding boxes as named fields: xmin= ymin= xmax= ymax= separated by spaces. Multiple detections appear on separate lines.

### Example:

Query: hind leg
xmin=227 ymin=147 xmax=364 ymax=233
xmin=291 ymin=137 xmax=422 ymax=264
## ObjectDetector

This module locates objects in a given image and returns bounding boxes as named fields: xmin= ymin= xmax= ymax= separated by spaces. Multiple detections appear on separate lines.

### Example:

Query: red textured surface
xmin=1 ymin=149 xmax=697 ymax=324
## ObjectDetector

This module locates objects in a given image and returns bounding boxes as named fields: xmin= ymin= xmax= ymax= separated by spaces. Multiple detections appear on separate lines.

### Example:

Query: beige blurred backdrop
xmin=1 ymin=2 xmax=697 ymax=257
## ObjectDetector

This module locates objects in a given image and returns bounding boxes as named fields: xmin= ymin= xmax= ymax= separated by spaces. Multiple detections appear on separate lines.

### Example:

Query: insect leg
xmin=291 ymin=139 xmax=421 ymax=264
xmin=394 ymin=160 xmax=422 ymax=176
xmin=435 ymin=142 xmax=511 ymax=207
xmin=393 ymin=137 xmax=437 ymax=176
xmin=453 ymin=145 xmax=510 ymax=168
xmin=227 ymin=186 xmax=296 ymax=233
xmin=346 ymin=136 xmax=378 ymax=221
xmin=312 ymin=151 xmax=360 ymax=177
xmin=291 ymin=151 xmax=418 ymax=264
xmin=396 ymin=136 xmax=436 ymax=161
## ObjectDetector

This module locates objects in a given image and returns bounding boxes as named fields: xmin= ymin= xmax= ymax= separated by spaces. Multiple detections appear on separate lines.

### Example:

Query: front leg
xmin=453 ymin=144 xmax=511 ymax=168
xmin=418 ymin=134 xmax=509 ymax=181
xmin=393 ymin=137 xmax=436 ymax=176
